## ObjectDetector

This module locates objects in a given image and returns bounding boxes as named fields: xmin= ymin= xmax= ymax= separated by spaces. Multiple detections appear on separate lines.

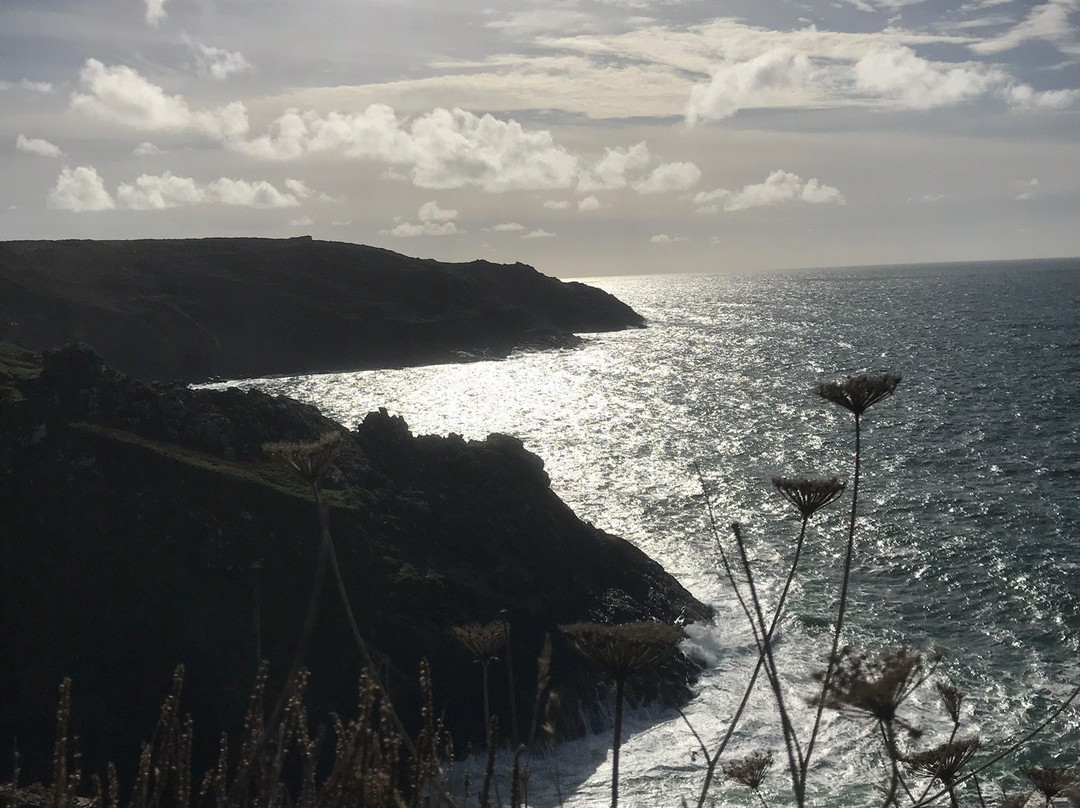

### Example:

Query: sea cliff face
xmin=0 ymin=237 xmax=645 ymax=383
xmin=0 ymin=344 xmax=707 ymax=781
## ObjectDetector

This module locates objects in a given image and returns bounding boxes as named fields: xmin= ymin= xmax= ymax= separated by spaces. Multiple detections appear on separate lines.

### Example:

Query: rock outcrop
xmin=0 ymin=238 xmax=645 ymax=383
xmin=0 ymin=344 xmax=708 ymax=782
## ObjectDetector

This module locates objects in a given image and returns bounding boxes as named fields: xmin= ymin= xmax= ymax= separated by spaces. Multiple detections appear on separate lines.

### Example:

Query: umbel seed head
xmin=813 ymin=646 xmax=930 ymax=724
xmin=1025 ymin=766 xmax=1077 ymax=802
xmin=771 ymin=476 xmax=846 ymax=519
xmin=560 ymin=621 xmax=684 ymax=682
xmin=723 ymin=750 xmax=774 ymax=791
xmin=450 ymin=622 xmax=508 ymax=663
xmin=815 ymin=371 xmax=902 ymax=416
xmin=903 ymin=737 xmax=980 ymax=787
xmin=263 ymin=431 xmax=343 ymax=484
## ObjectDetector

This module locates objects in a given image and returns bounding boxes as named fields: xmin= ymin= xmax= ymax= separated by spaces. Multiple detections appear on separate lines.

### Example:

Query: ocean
xmin=216 ymin=258 xmax=1080 ymax=806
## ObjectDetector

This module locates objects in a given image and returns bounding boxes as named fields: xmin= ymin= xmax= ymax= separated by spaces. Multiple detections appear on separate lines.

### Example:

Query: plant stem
xmin=802 ymin=412 xmax=862 ymax=794
xmin=482 ymin=662 xmax=491 ymax=748
xmin=611 ymin=677 xmax=625 ymax=808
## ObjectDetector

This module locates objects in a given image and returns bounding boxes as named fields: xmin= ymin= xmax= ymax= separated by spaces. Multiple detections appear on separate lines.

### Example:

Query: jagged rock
xmin=0 ymin=345 xmax=710 ymax=783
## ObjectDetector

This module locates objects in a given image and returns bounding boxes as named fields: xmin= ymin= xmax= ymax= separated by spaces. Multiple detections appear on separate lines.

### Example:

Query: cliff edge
xmin=0 ymin=237 xmax=645 ymax=383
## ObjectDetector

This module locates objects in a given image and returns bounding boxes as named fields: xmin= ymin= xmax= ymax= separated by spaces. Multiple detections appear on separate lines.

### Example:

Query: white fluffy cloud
xmin=578 ymin=196 xmax=602 ymax=211
xmin=133 ymin=141 xmax=164 ymax=156
xmin=145 ymin=0 xmax=167 ymax=27
xmin=694 ymin=171 xmax=846 ymax=212
xmin=47 ymin=166 xmax=115 ymax=211
xmin=487 ymin=222 xmax=525 ymax=231
xmin=522 ymin=229 xmax=555 ymax=238
xmin=650 ymin=233 xmax=688 ymax=243
xmin=71 ymin=60 xmax=249 ymax=140
xmin=687 ymin=49 xmax=816 ymax=124
xmin=190 ymin=41 xmax=254 ymax=80
xmin=115 ymin=171 xmax=315 ymax=208
xmin=632 ymin=162 xmax=701 ymax=194
xmin=578 ymin=142 xmax=651 ymax=191
xmin=236 ymin=105 xmax=578 ymax=192
xmin=543 ymin=200 xmax=571 ymax=209
xmin=389 ymin=200 xmax=460 ymax=236
xmin=16 ymin=135 xmax=64 ymax=158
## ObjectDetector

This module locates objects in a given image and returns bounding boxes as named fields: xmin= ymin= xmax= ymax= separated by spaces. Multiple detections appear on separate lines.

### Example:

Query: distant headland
xmin=0 ymin=237 xmax=645 ymax=384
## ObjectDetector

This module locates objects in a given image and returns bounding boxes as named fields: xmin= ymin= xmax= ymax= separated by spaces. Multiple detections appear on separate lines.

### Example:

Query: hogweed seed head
xmin=263 ymin=431 xmax=343 ymax=484
xmin=1025 ymin=766 xmax=1076 ymax=802
xmin=450 ymin=622 xmax=508 ymax=663
xmin=815 ymin=371 xmax=902 ymax=416
xmin=935 ymin=681 xmax=964 ymax=725
xmin=723 ymin=751 xmax=774 ymax=791
xmin=903 ymin=737 xmax=980 ymax=787
xmin=771 ymin=476 xmax=846 ymax=519
xmin=560 ymin=621 xmax=684 ymax=682
xmin=812 ymin=646 xmax=928 ymax=724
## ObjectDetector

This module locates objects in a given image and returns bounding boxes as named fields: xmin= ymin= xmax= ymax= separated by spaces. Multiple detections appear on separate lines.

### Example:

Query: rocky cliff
xmin=0 ymin=237 xmax=644 ymax=384
xmin=0 ymin=344 xmax=708 ymax=781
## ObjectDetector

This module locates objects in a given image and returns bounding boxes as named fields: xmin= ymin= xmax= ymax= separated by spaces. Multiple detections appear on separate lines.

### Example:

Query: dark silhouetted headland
xmin=0 ymin=237 xmax=645 ymax=383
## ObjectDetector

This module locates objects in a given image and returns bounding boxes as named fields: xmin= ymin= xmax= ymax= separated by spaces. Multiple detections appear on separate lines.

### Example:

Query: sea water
xmin=216 ymin=259 xmax=1080 ymax=806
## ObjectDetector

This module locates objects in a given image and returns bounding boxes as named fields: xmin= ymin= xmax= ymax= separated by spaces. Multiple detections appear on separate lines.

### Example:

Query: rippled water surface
xmin=219 ymin=260 xmax=1080 ymax=806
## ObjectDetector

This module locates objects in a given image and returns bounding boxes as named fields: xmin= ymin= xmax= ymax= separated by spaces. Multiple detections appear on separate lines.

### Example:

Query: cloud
xmin=487 ymin=222 xmax=526 ymax=231
xmin=133 ymin=141 xmax=164 ymax=156
xmin=189 ymin=40 xmax=254 ymax=80
xmin=632 ymin=161 xmax=701 ymax=194
xmin=289 ymin=216 xmax=314 ymax=226
xmin=543 ymin=200 xmax=571 ymax=209
xmin=855 ymin=45 xmax=1078 ymax=109
xmin=0 ymin=79 xmax=53 ymax=93
xmin=694 ymin=170 xmax=846 ymax=212
xmin=686 ymin=48 xmax=816 ymax=123
xmin=522 ymin=229 xmax=555 ymax=238
xmin=389 ymin=200 xmax=460 ymax=236
xmin=650 ymin=233 xmax=688 ymax=243
xmin=578 ymin=142 xmax=651 ymax=190
xmin=47 ymin=166 xmax=115 ymax=212
xmin=71 ymin=60 xmax=249 ymax=140
xmin=418 ymin=200 xmax=457 ymax=222
xmin=486 ymin=9 xmax=600 ymax=35
xmin=16 ymin=135 xmax=64 ymax=158
xmin=970 ymin=0 xmax=1080 ymax=55
xmin=235 ymin=105 xmax=579 ymax=192
xmin=114 ymin=172 xmax=315 ymax=209
xmin=145 ymin=0 xmax=168 ymax=27
xmin=577 ymin=196 xmax=602 ymax=210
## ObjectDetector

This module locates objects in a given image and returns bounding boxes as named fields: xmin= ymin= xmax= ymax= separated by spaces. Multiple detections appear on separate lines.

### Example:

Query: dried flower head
xmin=771 ymin=476 xmax=846 ymax=519
xmin=903 ymin=737 xmax=980 ymax=787
xmin=449 ymin=622 xmax=507 ymax=663
xmin=812 ymin=646 xmax=931 ymax=724
xmin=815 ymin=371 xmax=902 ymax=416
xmin=1001 ymin=792 xmax=1031 ymax=808
xmin=263 ymin=431 xmax=343 ymax=484
xmin=723 ymin=750 xmax=774 ymax=791
xmin=935 ymin=681 xmax=964 ymax=725
xmin=560 ymin=621 xmax=684 ymax=682
xmin=1025 ymin=766 xmax=1076 ymax=802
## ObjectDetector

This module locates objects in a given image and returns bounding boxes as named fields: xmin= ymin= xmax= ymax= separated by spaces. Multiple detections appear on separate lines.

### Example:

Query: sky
xmin=1 ymin=0 xmax=1078 ymax=277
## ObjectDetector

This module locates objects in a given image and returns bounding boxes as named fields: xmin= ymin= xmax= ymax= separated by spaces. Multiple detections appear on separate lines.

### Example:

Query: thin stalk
xmin=913 ymin=722 xmax=960 ymax=805
xmin=691 ymin=515 xmax=811 ymax=808
xmin=732 ymin=524 xmax=804 ymax=801
xmin=481 ymin=662 xmax=491 ymax=748
xmin=878 ymin=720 xmax=901 ymax=808
xmin=802 ymin=412 xmax=862 ymax=793
xmin=611 ymin=677 xmax=626 ymax=808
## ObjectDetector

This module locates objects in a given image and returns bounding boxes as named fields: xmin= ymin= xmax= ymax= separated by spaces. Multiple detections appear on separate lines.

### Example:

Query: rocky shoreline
xmin=0 ymin=343 xmax=708 ymax=782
